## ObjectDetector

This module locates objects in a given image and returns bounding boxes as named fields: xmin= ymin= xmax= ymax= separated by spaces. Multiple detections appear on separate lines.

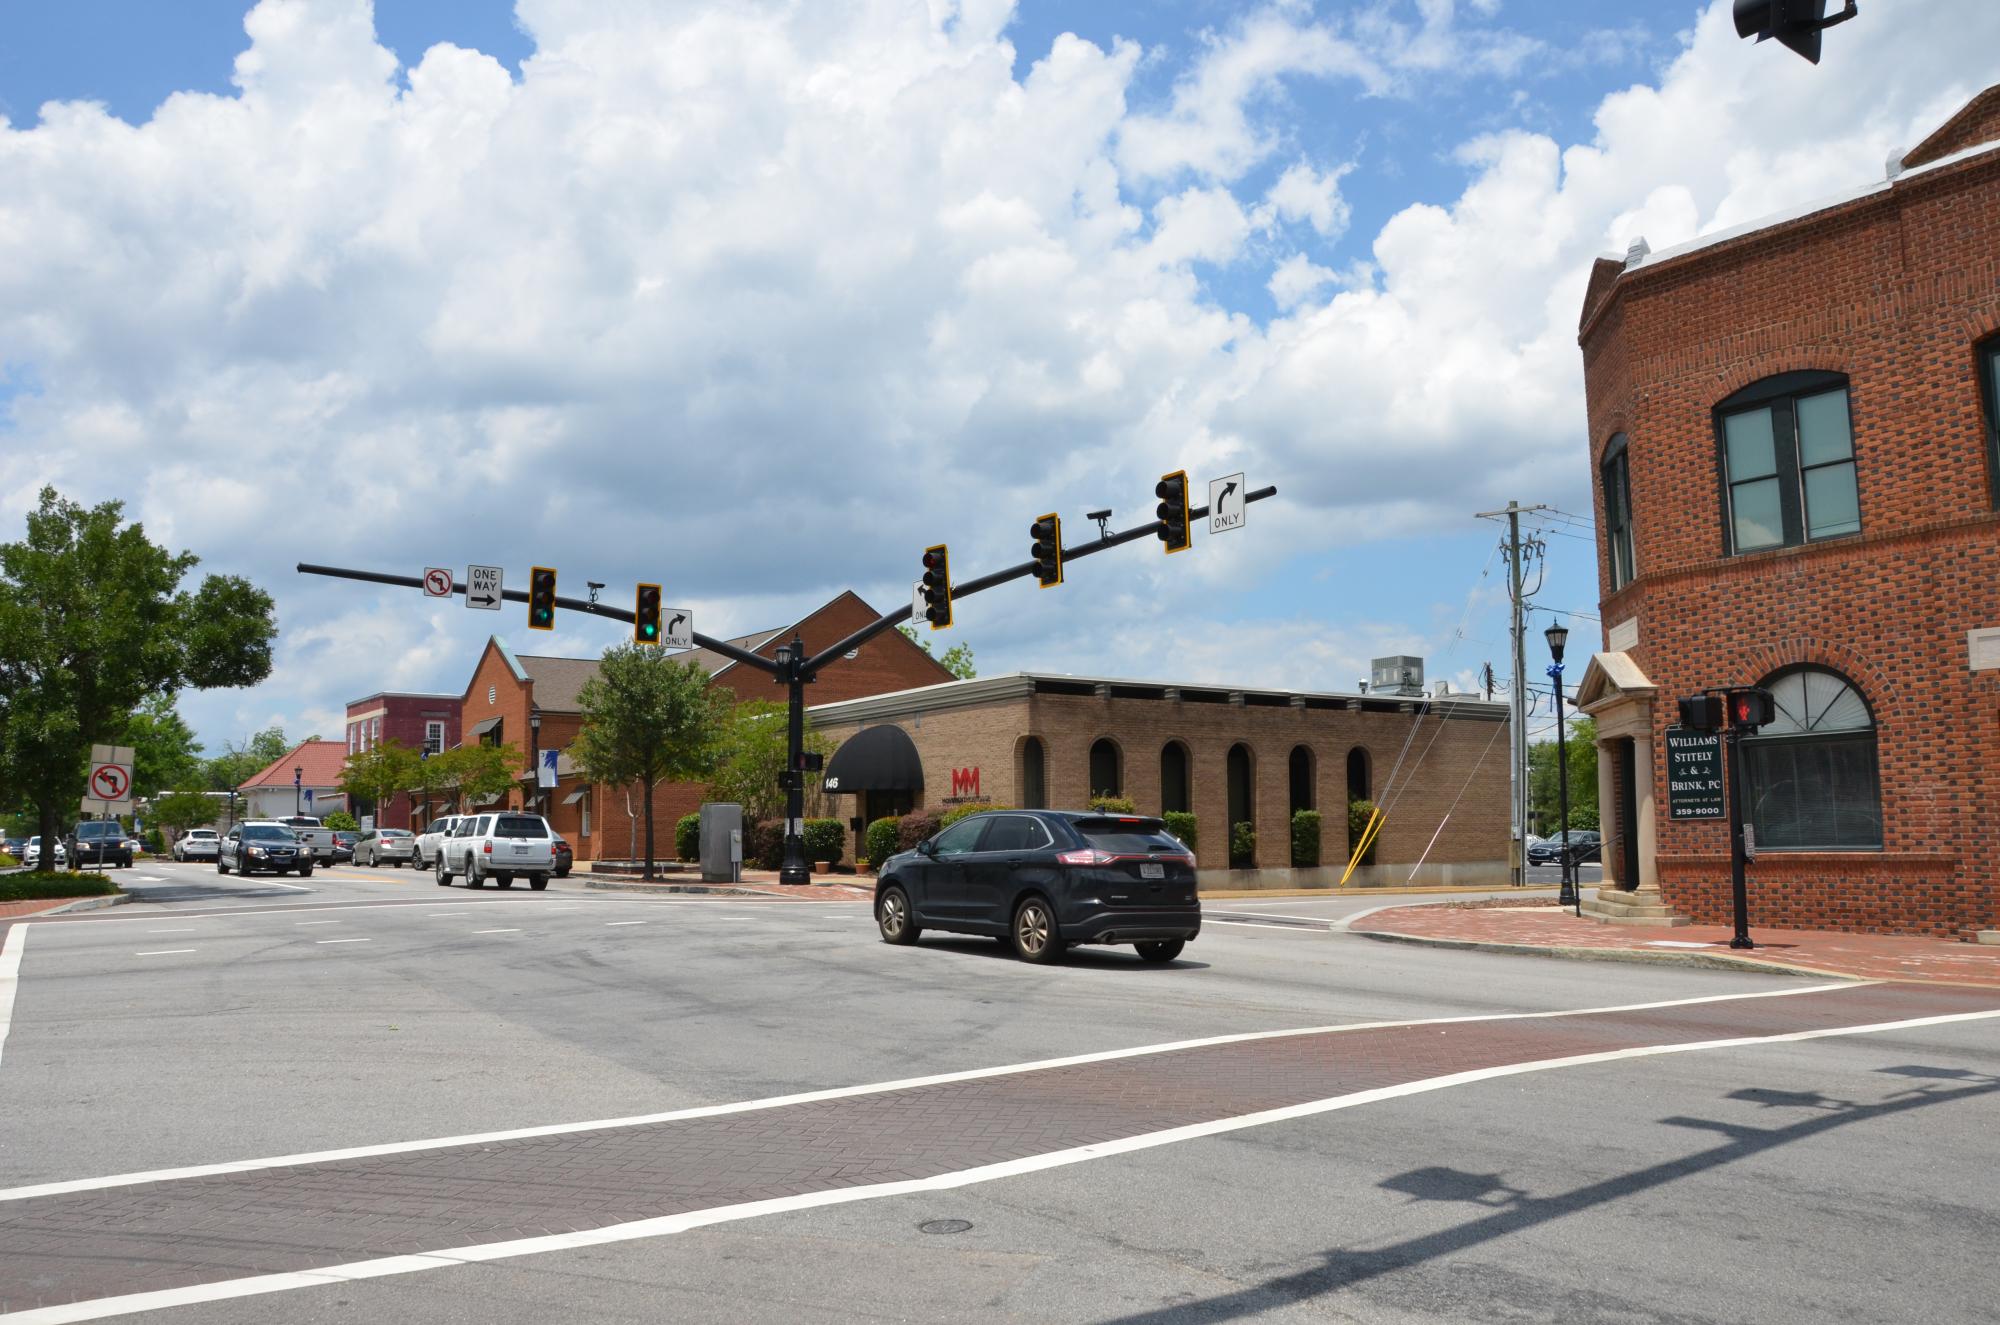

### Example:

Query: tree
xmin=204 ymin=726 xmax=289 ymax=792
xmin=570 ymin=645 xmax=730 ymax=879
xmin=1529 ymin=717 xmax=1598 ymax=837
xmin=122 ymin=694 xmax=204 ymax=797
xmin=708 ymin=700 xmax=830 ymax=825
xmin=341 ymin=740 xmax=418 ymax=820
xmin=897 ymin=625 xmax=976 ymax=679
xmin=432 ymin=743 xmax=523 ymax=817
xmin=149 ymin=789 xmax=220 ymax=838
xmin=0 ymin=487 xmax=276 ymax=871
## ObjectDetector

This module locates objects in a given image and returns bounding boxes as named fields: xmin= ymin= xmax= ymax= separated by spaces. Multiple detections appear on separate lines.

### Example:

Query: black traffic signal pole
xmin=299 ymin=479 xmax=1280 ymax=885
xmin=1723 ymin=719 xmax=1756 ymax=950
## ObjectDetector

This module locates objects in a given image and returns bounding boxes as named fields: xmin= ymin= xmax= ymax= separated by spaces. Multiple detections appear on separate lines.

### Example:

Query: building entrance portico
xmin=1576 ymin=652 xmax=1686 ymax=927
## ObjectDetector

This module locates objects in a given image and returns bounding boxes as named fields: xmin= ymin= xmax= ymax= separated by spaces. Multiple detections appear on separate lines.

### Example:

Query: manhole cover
xmin=918 ymin=1219 xmax=973 ymax=1235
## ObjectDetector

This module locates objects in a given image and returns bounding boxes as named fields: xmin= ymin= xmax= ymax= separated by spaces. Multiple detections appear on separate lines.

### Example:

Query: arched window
xmin=1715 ymin=370 xmax=1857 ymax=553
xmin=1346 ymin=747 xmax=1371 ymax=804
xmin=1226 ymin=744 xmax=1255 ymax=866
xmin=1742 ymin=667 xmax=1881 ymax=850
xmin=1019 ymin=736 xmax=1046 ymax=810
xmin=1089 ymin=738 xmax=1122 ymax=799
xmin=1160 ymin=742 xmax=1191 ymax=814
xmin=1288 ymin=746 xmax=1314 ymax=816
xmin=1601 ymin=432 xmax=1635 ymax=589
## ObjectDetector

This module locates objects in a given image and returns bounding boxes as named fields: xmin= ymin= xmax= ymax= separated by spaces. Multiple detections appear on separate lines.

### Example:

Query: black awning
xmin=822 ymin=724 xmax=924 ymax=794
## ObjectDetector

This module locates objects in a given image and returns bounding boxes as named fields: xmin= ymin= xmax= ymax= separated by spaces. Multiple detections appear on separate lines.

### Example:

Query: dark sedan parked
xmin=1527 ymin=830 xmax=1601 ymax=865
xmin=66 ymin=820 xmax=133 ymax=869
xmin=552 ymin=836 xmax=573 ymax=878
xmin=218 ymin=823 xmax=313 ymax=877
xmin=875 ymin=810 xmax=1199 ymax=964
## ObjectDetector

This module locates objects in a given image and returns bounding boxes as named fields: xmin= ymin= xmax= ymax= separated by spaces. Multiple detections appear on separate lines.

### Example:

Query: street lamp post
xmin=529 ymin=711 xmax=543 ymax=818
xmin=1544 ymin=622 xmax=1580 ymax=914
xmin=294 ymin=767 xmax=303 ymax=817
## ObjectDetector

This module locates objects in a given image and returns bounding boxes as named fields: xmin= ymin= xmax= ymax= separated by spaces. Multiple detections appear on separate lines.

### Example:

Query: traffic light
xmin=1155 ymin=470 xmax=1190 ymax=553
xmin=1030 ymin=513 xmax=1063 ymax=588
xmin=1726 ymin=687 xmax=1778 ymax=731
xmin=920 ymin=544 xmax=952 ymax=630
xmin=1732 ymin=0 xmax=1856 ymax=65
xmin=1678 ymin=695 xmax=1725 ymax=732
xmin=634 ymin=583 xmax=663 ymax=645
xmin=528 ymin=566 xmax=557 ymax=631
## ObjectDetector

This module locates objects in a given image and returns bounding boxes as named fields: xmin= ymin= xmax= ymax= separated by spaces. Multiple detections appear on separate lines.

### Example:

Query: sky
xmin=2 ymin=0 xmax=1995 ymax=759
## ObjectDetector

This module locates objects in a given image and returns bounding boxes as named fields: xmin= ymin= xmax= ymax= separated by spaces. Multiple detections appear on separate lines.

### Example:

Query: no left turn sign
xmin=89 ymin=763 xmax=131 ymax=801
xmin=423 ymin=567 xmax=453 ymax=598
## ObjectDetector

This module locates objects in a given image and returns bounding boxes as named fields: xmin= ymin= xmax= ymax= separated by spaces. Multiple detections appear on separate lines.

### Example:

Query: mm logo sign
xmin=950 ymin=767 xmax=981 ymax=798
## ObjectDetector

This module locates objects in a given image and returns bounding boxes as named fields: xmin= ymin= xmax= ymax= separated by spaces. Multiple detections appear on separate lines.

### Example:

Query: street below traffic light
xmin=2 ymin=861 xmax=1994 ymax=1323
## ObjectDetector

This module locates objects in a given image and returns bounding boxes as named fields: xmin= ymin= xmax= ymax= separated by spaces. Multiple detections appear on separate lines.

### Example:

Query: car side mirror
xmin=918 ymin=838 xmax=937 ymax=856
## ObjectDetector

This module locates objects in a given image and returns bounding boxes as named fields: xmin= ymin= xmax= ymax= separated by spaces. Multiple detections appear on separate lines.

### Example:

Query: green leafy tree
xmin=149 ymin=789 xmax=220 ymax=838
xmin=707 ymin=700 xmax=829 ymax=826
xmin=341 ymin=740 xmax=418 ymax=820
xmin=570 ymin=645 xmax=730 ymax=880
xmin=896 ymin=625 xmax=976 ymax=679
xmin=409 ymin=747 xmax=454 ymax=826
xmin=204 ymin=726 xmax=289 ymax=792
xmin=122 ymin=694 xmax=204 ymax=797
xmin=433 ymin=743 xmax=524 ymax=816
xmin=1529 ymin=717 xmax=1598 ymax=837
xmin=0 ymin=487 xmax=276 ymax=871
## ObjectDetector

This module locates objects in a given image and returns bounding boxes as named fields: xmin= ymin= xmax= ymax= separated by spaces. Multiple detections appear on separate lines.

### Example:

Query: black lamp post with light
xmin=1543 ymin=622 xmax=1580 ymax=913
xmin=294 ymin=766 xmax=303 ymax=817
xmin=529 ymin=711 xmax=543 ymax=818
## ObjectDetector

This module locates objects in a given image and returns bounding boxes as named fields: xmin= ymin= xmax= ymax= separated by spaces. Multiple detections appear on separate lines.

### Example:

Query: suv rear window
xmin=1073 ymin=817 xmax=1186 ymax=854
xmin=493 ymin=815 xmax=548 ymax=839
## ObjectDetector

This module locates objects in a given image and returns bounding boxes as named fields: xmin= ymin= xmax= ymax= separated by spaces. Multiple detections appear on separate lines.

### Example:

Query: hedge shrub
xmin=1162 ymin=812 xmax=1197 ymax=851
xmin=1230 ymin=820 xmax=1256 ymax=869
xmin=675 ymin=812 xmax=702 ymax=862
xmin=0 ymin=871 xmax=117 ymax=902
xmin=747 ymin=820 xmax=786 ymax=869
xmin=1347 ymin=799 xmax=1379 ymax=866
xmin=865 ymin=817 xmax=901 ymax=866
xmin=323 ymin=811 xmax=358 ymax=832
xmin=896 ymin=812 xmax=941 ymax=852
xmin=1087 ymin=795 xmax=1137 ymax=814
xmin=940 ymin=802 xmax=1013 ymax=829
xmin=803 ymin=818 xmax=845 ymax=864
xmin=1291 ymin=809 xmax=1321 ymax=868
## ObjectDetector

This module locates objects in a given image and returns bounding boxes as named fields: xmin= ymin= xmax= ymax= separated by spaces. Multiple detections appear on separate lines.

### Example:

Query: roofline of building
xmin=806 ymin=670 xmax=1510 ymax=726
xmin=343 ymin=690 xmax=459 ymax=708
xmin=239 ymin=738 xmax=350 ymax=789
xmin=1580 ymin=129 xmax=2000 ymax=342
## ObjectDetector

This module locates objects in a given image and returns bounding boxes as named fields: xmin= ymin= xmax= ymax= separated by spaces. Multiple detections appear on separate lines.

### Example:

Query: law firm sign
xmin=1664 ymin=727 xmax=1725 ymax=821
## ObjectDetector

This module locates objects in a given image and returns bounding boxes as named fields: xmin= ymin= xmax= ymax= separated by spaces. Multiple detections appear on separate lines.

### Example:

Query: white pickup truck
xmin=436 ymin=811 xmax=557 ymax=890
xmin=276 ymin=816 xmax=341 ymax=864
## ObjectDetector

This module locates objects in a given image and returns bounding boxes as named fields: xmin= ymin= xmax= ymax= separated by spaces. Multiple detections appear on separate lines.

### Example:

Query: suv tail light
xmin=482 ymin=841 xmax=492 ymax=854
xmin=1057 ymin=848 xmax=1116 ymax=867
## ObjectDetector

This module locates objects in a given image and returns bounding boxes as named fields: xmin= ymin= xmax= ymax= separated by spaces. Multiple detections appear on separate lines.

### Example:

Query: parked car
xmin=22 ymin=837 xmax=66 ymax=868
xmin=874 ymin=810 xmax=1200 ymax=964
xmin=172 ymin=829 xmax=220 ymax=862
xmin=65 ymin=820 xmax=133 ymax=870
xmin=411 ymin=815 xmax=465 ymax=870
xmin=436 ymin=812 xmax=556 ymax=890
xmin=331 ymin=830 xmax=359 ymax=862
xmin=2 ymin=836 xmax=24 ymax=858
xmin=552 ymin=836 xmax=573 ymax=878
xmin=276 ymin=816 xmax=341 ymax=864
xmin=1527 ymin=830 xmax=1602 ymax=866
xmin=352 ymin=828 xmax=416 ymax=867
xmin=218 ymin=823 xmax=313 ymax=877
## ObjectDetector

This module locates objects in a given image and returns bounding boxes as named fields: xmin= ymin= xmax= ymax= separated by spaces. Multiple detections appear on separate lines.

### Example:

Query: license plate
xmin=513 ymin=845 xmax=528 ymax=853
xmin=1140 ymin=862 xmax=1165 ymax=879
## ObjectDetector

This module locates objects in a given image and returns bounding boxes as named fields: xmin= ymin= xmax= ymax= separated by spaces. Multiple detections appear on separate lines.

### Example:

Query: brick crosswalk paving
xmin=4 ymin=982 xmax=1997 ymax=1317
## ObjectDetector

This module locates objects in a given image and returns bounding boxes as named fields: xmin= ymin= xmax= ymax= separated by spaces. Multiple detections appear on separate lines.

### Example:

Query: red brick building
xmin=342 ymin=692 xmax=461 ymax=828
xmin=444 ymin=592 xmax=954 ymax=859
xmin=1575 ymin=85 xmax=2000 ymax=937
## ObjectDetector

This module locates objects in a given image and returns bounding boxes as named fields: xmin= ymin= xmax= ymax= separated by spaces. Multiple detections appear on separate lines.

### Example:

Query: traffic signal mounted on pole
xmin=1733 ymin=0 xmax=1856 ymax=65
xmin=1726 ymin=687 xmax=1778 ymax=732
xmin=528 ymin=566 xmax=557 ymax=631
xmin=1030 ymin=514 xmax=1063 ymax=588
xmin=1678 ymin=695 xmax=1726 ymax=732
xmin=634 ymin=583 xmax=663 ymax=645
xmin=1155 ymin=470 xmax=1190 ymax=553
xmin=920 ymin=544 xmax=952 ymax=630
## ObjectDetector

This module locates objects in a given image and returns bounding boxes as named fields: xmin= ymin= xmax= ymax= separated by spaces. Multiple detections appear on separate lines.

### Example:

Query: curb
xmin=1346 ymin=926 xmax=1870 ymax=982
xmin=25 ymin=892 xmax=134 ymax=917
xmin=581 ymin=879 xmax=786 ymax=898
xmin=1199 ymin=884 xmax=1565 ymax=900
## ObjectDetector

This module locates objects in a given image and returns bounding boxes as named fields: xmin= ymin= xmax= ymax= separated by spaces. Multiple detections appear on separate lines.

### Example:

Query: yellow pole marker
xmin=1340 ymin=807 xmax=1386 ymax=887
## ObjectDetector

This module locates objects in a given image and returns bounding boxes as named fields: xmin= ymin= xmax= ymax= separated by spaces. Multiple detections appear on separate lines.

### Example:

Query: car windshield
xmin=243 ymin=825 xmax=298 ymax=842
xmin=1073 ymin=817 xmax=1185 ymax=853
xmin=77 ymin=822 xmax=123 ymax=839
xmin=493 ymin=815 xmax=548 ymax=839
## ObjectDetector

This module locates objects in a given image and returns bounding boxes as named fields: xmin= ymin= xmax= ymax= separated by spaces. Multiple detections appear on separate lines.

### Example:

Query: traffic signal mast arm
xmin=798 ymin=482 xmax=1278 ymax=675
xmin=294 ymin=563 xmax=781 ymax=675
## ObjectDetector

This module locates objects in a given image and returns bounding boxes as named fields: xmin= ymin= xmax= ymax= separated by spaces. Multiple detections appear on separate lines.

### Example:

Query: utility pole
xmin=1476 ymin=500 xmax=1548 ymax=888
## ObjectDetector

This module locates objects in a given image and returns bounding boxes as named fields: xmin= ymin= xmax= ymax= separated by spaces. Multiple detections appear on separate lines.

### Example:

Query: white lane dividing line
xmin=8 ymin=996 xmax=1996 ymax=1325
xmin=133 ymin=950 xmax=197 ymax=957
xmin=147 ymin=929 xmax=199 ymax=934
xmin=315 ymin=939 xmax=370 ymax=946
xmin=0 ymin=979 xmax=1870 ymax=1206
xmin=471 ymin=929 xmax=520 ymax=935
xmin=0 ymin=926 xmax=25 ymax=1071
xmin=1205 ymin=919 xmax=1329 ymax=932
xmin=605 ymin=921 xmax=646 ymax=927
xmin=294 ymin=921 xmax=341 ymax=927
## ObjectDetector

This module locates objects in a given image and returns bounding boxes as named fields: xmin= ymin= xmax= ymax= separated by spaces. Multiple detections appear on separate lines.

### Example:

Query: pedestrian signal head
xmin=1030 ymin=514 xmax=1063 ymax=588
xmin=528 ymin=566 xmax=557 ymax=631
xmin=1677 ymin=695 xmax=1725 ymax=732
xmin=1726 ymin=687 xmax=1777 ymax=731
xmin=1155 ymin=470 xmax=1190 ymax=553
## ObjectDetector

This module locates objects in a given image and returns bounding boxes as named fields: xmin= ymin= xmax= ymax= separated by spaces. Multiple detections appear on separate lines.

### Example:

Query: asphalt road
xmin=2 ymin=857 xmax=1994 ymax=1323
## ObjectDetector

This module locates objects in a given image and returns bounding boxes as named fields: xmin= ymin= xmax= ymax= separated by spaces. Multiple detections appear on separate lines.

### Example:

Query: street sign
xmin=87 ymin=762 xmax=131 ymax=802
xmin=662 ymin=607 xmax=694 ymax=650
xmin=466 ymin=564 xmax=503 ymax=610
xmin=1664 ymin=727 xmax=1725 ymax=820
xmin=1208 ymin=473 xmax=1246 ymax=534
xmin=422 ymin=567 xmax=453 ymax=598
xmin=912 ymin=580 xmax=924 ymax=627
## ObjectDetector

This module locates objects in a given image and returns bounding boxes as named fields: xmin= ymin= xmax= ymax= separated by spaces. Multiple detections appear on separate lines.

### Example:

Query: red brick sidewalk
xmin=580 ymin=872 xmax=872 ymax=902
xmin=1350 ymin=902 xmax=2000 ymax=987
xmin=0 ymin=895 xmax=119 ymax=922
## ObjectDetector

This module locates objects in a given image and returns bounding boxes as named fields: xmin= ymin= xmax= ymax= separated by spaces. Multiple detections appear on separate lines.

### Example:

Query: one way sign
xmin=466 ymin=564 xmax=503 ymax=610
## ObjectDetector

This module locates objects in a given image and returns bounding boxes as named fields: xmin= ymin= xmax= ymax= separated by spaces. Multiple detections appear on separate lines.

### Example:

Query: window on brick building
xmin=1601 ymin=433 xmax=1635 ymax=589
xmin=1741 ymin=666 xmax=1881 ymax=850
xmin=1716 ymin=372 xmax=1858 ymax=553
xmin=1159 ymin=742 xmax=1190 ymax=814
xmin=1088 ymin=738 xmax=1122 ymax=799
xmin=1980 ymin=336 xmax=2000 ymax=507
xmin=425 ymin=721 xmax=445 ymax=755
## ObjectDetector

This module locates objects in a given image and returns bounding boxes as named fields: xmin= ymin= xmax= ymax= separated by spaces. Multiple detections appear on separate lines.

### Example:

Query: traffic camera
xmin=1030 ymin=514 xmax=1063 ymax=588
xmin=920 ymin=544 xmax=952 ymax=630
xmin=634 ymin=583 xmax=663 ymax=645
xmin=1733 ymin=0 xmax=1856 ymax=64
xmin=1155 ymin=471 xmax=1190 ymax=553
xmin=528 ymin=566 xmax=557 ymax=631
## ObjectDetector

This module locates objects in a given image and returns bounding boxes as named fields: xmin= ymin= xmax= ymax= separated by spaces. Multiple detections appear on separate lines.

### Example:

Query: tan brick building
xmin=1576 ymin=85 xmax=2000 ymax=936
xmin=812 ymin=673 xmax=1510 ymax=883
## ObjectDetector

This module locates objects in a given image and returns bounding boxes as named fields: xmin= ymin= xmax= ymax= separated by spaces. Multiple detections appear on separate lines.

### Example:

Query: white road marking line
xmin=131 ymin=876 xmax=166 ymax=883
xmin=38 ymin=896 xmax=810 ymax=926
xmin=133 ymin=950 xmax=196 ymax=957
xmin=1205 ymin=919 xmax=1329 ymax=932
xmin=147 ymin=928 xmax=199 ymax=933
xmin=315 ymin=939 xmax=370 ymax=945
xmin=0 ymin=926 xmax=25 ymax=1071
xmin=605 ymin=921 xmax=646 ymax=927
xmin=472 ymin=929 xmax=520 ymax=935
xmin=294 ymin=921 xmax=341 ymax=927
xmin=8 ymin=997 xmax=1994 ymax=1325
xmin=0 ymin=980 xmax=1867 ymax=1206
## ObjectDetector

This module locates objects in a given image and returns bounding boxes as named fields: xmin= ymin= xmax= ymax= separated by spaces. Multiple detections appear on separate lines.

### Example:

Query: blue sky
xmin=1 ymin=1 xmax=1990 ymax=754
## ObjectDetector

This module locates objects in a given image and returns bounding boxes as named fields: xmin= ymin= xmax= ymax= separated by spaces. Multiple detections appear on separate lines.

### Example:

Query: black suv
xmin=875 ymin=810 xmax=1200 ymax=964
xmin=66 ymin=820 xmax=134 ymax=869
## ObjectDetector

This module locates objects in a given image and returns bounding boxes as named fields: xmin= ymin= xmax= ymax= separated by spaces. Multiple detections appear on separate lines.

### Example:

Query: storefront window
xmin=1742 ymin=667 xmax=1881 ymax=850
